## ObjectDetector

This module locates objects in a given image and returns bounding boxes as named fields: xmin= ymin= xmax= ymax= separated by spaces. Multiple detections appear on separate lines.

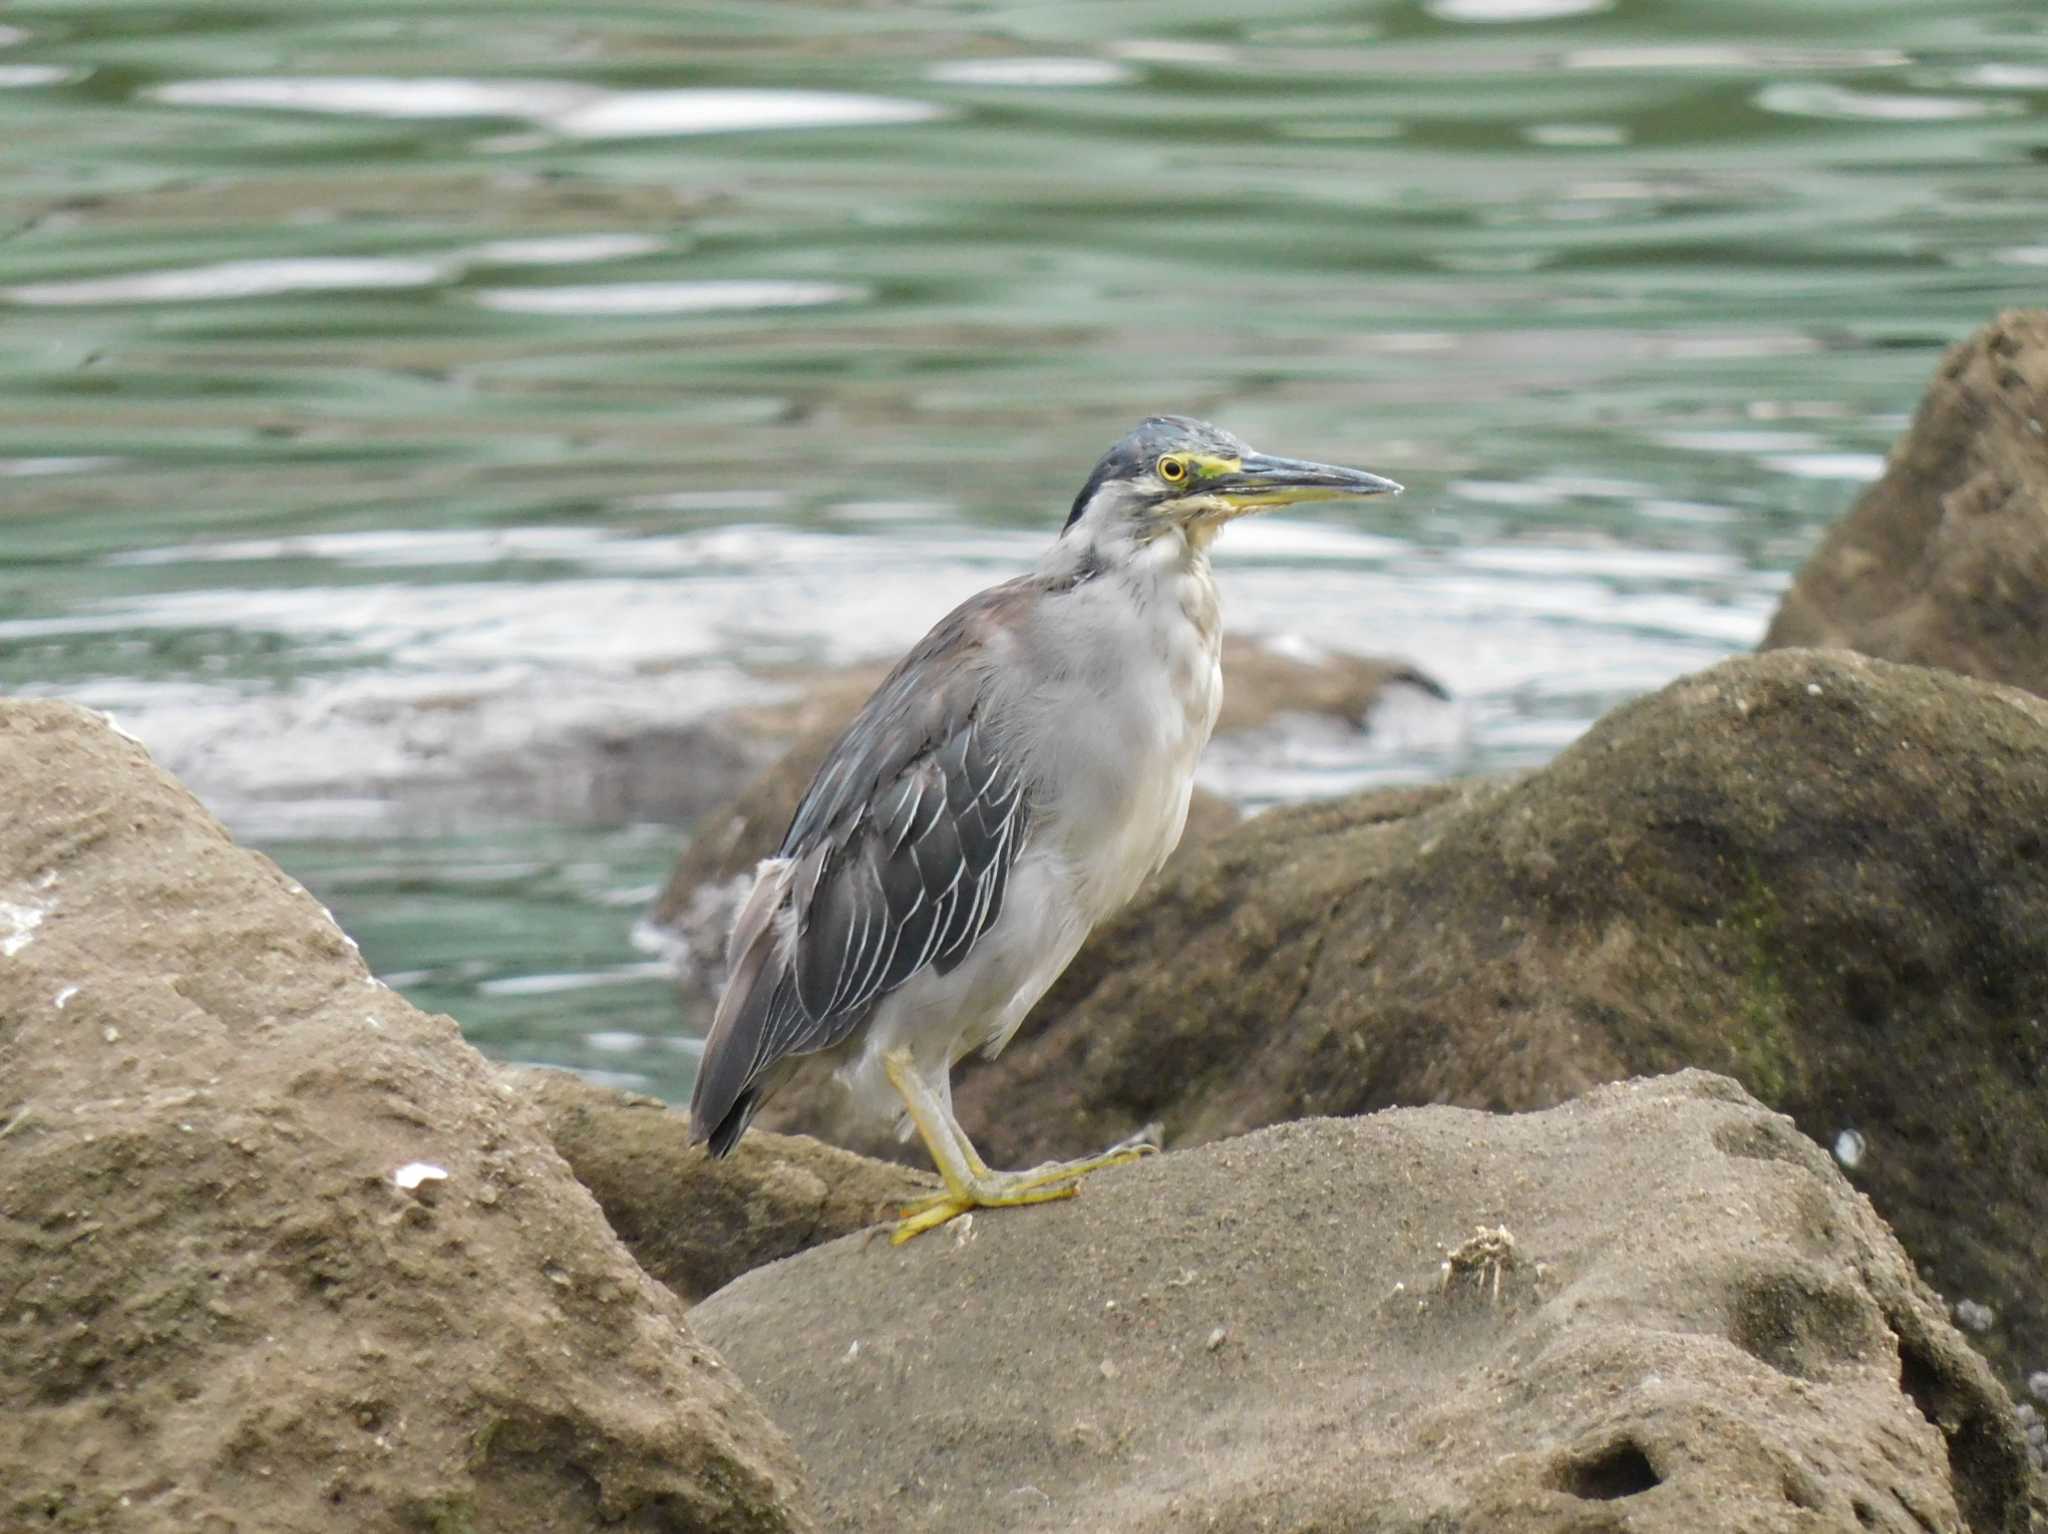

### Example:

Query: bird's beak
xmin=1204 ymin=450 xmax=1403 ymax=516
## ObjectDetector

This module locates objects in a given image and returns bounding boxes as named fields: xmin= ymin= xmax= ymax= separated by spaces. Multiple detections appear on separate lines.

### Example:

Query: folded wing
xmin=688 ymin=585 xmax=1034 ymax=1154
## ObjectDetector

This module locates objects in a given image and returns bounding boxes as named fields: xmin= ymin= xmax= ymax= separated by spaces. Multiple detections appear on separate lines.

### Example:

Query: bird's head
xmin=1063 ymin=415 xmax=1401 ymax=547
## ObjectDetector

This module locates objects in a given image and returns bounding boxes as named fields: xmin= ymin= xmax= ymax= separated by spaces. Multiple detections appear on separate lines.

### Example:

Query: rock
xmin=764 ymin=650 xmax=2048 ymax=1395
xmin=0 ymin=701 xmax=814 ymax=1534
xmin=639 ymin=635 xmax=1442 ymax=985
xmin=1207 ymin=634 xmax=1448 ymax=735
xmin=693 ymin=1072 xmax=2033 ymax=1534
xmin=510 ymin=1067 xmax=930 ymax=1305
xmin=136 ymin=667 xmax=777 ymax=841
xmin=1762 ymin=309 xmax=2048 ymax=693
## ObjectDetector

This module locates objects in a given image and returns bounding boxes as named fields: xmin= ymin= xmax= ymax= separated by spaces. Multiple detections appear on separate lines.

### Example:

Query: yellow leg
xmin=881 ymin=1051 xmax=1157 ymax=1244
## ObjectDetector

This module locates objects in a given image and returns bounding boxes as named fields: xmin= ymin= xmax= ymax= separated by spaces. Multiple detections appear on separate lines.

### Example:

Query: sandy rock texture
xmin=510 ymin=1067 xmax=931 ymax=1305
xmin=1763 ymin=309 xmax=2048 ymax=691
xmin=761 ymin=650 xmax=2048 ymax=1391
xmin=0 ymin=701 xmax=813 ymax=1534
xmin=694 ymin=1072 xmax=2033 ymax=1534
xmin=641 ymin=634 xmax=1441 ymax=987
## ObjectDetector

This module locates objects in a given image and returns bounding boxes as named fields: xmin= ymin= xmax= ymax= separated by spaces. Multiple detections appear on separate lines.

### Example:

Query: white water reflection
xmin=1960 ymin=64 xmax=2048 ymax=89
xmin=147 ymin=77 xmax=943 ymax=139
xmin=471 ymin=280 xmax=866 ymax=316
xmin=0 ymin=64 xmax=74 ymax=87
xmin=0 ymin=456 xmax=119 ymax=477
xmin=1523 ymin=123 xmax=1629 ymax=147
xmin=1566 ymin=45 xmax=1908 ymax=71
xmin=467 ymin=234 xmax=664 ymax=266
xmin=927 ymin=58 xmax=1134 ymax=87
xmin=1757 ymin=82 xmax=2017 ymax=122
xmin=4 ymin=257 xmax=448 ymax=307
xmin=1427 ymin=0 xmax=1611 ymax=20
xmin=1654 ymin=429 xmax=1886 ymax=484
xmin=1764 ymin=453 xmax=1887 ymax=481
xmin=1 ymin=238 xmax=808 ymax=312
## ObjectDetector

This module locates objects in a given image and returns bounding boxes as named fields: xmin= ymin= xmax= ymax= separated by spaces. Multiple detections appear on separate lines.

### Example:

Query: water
xmin=1 ymin=0 xmax=2043 ymax=1100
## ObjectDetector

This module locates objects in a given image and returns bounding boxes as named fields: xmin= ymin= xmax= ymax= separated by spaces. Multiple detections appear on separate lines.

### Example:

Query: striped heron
xmin=689 ymin=416 xmax=1401 ymax=1240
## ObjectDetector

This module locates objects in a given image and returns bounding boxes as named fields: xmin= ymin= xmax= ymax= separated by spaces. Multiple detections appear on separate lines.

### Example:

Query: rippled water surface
xmin=3 ymin=0 xmax=2044 ymax=1098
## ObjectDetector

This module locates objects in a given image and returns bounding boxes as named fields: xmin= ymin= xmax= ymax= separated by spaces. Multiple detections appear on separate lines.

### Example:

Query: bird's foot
xmin=890 ymin=1135 xmax=1161 ymax=1244
xmin=892 ymin=1178 xmax=1078 ymax=1243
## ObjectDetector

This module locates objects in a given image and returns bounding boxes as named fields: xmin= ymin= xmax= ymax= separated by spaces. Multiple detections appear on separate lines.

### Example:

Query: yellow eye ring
xmin=1158 ymin=455 xmax=1188 ymax=483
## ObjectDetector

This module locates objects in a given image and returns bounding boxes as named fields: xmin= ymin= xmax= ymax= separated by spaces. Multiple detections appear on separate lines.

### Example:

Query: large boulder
xmin=694 ymin=1072 xmax=2033 ymax=1533
xmin=0 ymin=701 xmax=814 ymax=1533
xmin=640 ymin=635 xmax=1440 ymax=986
xmin=1762 ymin=309 xmax=2048 ymax=692
xmin=759 ymin=650 xmax=2048 ymax=1393
xmin=510 ymin=1068 xmax=931 ymax=1306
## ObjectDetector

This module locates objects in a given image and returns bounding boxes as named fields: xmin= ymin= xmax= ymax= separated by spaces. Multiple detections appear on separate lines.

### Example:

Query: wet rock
xmin=1763 ymin=308 xmax=2048 ymax=693
xmin=639 ymin=635 xmax=1441 ymax=984
xmin=1208 ymin=634 xmax=1448 ymax=735
xmin=511 ymin=1067 xmax=929 ymax=1305
xmin=764 ymin=650 xmax=2048 ymax=1394
xmin=694 ymin=1072 xmax=2032 ymax=1534
xmin=138 ymin=667 xmax=778 ymax=841
xmin=0 ymin=701 xmax=814 ymax=1534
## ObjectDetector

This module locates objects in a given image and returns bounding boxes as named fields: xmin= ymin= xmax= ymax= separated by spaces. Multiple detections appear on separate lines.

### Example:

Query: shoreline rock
xmin=0 ymin=700 xmax=814 ymax=1533
xmin=696 ymin=1072 xmax=2034 ymax=1533
xmin=1763 ymin=308 xmax=2048 ymax=694
xmin=509 ymin=1067 xmax=932 ymax=1306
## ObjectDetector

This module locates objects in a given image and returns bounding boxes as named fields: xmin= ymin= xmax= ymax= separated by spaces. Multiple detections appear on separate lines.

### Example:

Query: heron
xmin=688 ymin=416 xmax=1402 ymax=1241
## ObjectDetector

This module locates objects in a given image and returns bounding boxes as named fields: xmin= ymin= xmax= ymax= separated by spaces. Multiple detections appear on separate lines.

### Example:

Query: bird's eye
xmin=1158 ymin=455 xmax=1188 ymax=483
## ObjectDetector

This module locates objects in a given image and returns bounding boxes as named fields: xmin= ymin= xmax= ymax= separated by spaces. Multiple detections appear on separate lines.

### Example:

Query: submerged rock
xmin=761 ymin=650 xmax=2048 ymax=1393
xmin=0 ymin=701 xmax=814 ymax=1534
xmin=695 ymin=1072 xmax=2032 ymax=1533
xmin=1763 ymin=308 xmax=2048 ymax=693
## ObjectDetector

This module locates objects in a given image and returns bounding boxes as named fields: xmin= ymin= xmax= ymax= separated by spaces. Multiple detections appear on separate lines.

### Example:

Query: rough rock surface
xmin=641 ymin=634 xmax=1440 ymax=985
xmin=694 ymin=1072 xmax=2033 ymax=1534
xmin=511 ymin=1067 xmax=931 ymax=1305
xmin=1763 ymin=309 xmax=2048 ymax=692
xmin=760 ymin=650 xmax=2048 ymax=1393
xmin=0 ymin=701 xmax=813 ymax=1534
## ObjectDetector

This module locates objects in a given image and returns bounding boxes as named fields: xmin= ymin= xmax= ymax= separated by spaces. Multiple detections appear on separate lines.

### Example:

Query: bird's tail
xmin=688 ymin=857 xmax=795 ymax=1157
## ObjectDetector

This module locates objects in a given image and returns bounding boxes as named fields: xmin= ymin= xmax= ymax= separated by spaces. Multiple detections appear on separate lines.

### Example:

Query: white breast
xmin=1004 ymin=533 xmax=1224 ymax=925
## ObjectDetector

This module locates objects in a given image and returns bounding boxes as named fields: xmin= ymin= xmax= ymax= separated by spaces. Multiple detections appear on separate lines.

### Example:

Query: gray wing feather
xmin=688 ymin=579 xmax=1038 ymax=1151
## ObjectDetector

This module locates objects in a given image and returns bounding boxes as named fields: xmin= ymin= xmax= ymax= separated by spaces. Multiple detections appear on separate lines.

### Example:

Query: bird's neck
xmin=1049 ymin=522 xmax=1220 ymax=657
xmin=1055 ymin=520 xmax=1212 ymax=588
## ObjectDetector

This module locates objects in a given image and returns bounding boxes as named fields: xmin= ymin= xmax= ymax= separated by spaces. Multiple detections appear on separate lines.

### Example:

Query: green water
xmin=1 ymin=0 xmax=2043 ymax=1099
